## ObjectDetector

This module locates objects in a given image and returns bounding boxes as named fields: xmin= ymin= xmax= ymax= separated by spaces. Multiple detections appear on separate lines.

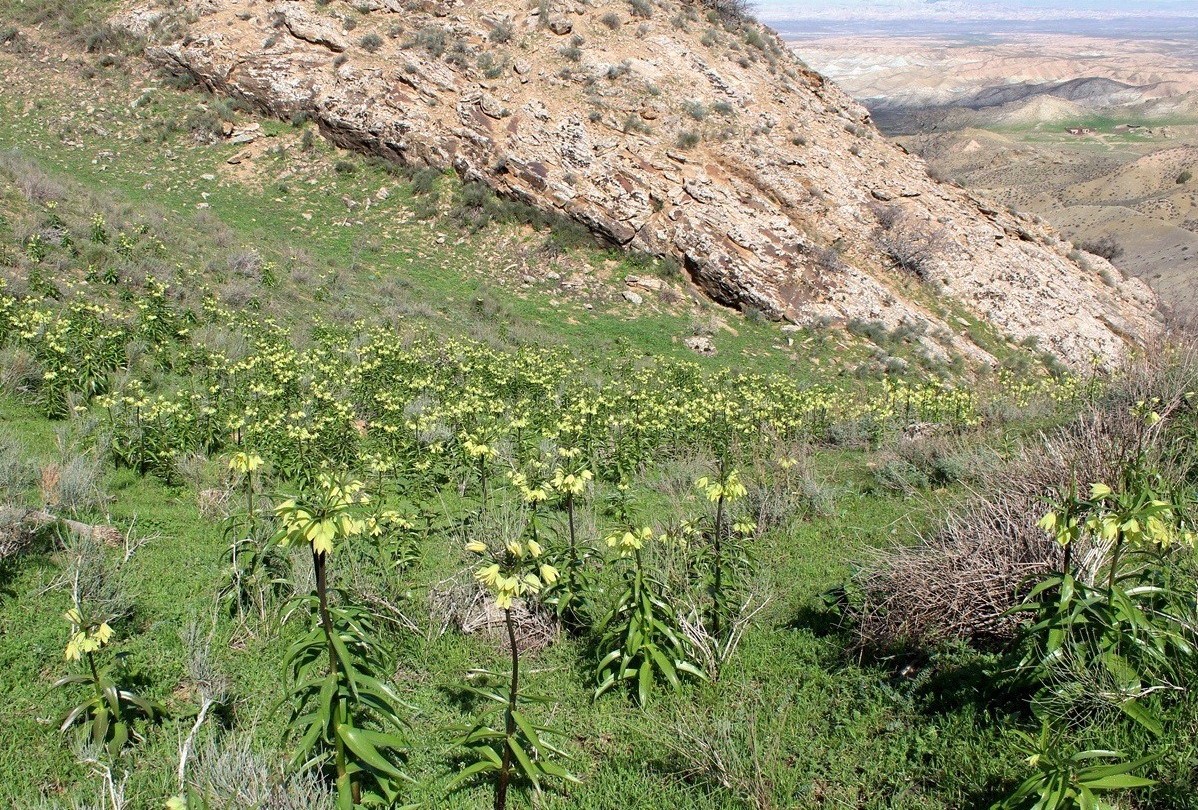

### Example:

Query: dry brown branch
xmin=0 ymin=507 xmax=123 ymax=560
xmin=852 ymin=402 xmax=1154 ymax=650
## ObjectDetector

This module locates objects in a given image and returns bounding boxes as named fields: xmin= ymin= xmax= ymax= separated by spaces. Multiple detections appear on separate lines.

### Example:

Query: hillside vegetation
xmin=0 ymin=5 xmax=1197 ymax=810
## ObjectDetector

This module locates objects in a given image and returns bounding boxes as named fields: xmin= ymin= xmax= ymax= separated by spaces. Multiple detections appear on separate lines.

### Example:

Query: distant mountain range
xmin=757 ymin=0 xmax=1198 ymax=22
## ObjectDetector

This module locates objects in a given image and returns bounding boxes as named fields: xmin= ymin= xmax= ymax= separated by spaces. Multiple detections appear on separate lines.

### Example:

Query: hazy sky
xmin=755 ymin=0 xmax=1198 ymax=20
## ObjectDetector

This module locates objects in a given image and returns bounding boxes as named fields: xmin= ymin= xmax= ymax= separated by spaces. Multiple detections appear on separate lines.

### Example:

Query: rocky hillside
xmin=123 ymin=0 xmax=1161 ymax=368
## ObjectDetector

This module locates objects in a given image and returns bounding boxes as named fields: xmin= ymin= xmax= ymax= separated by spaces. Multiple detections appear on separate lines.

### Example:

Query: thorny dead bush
xmin=427 ymin=502 xmax=561 ymax=651
xmin=428 ymin=568 xmax=560 ymax=653
xmin=702 ymin=0 xmax=755 ymax=24
xmin=870 ymin=203 xmax=948 ymax=280
xmin=0 ymin=507 xmax=41 ymax=560
xmin=850 ymin=344 xmax=1198 ymax=651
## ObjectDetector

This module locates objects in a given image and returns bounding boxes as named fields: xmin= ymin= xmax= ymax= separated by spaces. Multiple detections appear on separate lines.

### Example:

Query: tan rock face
xmin=141 ymin=0 xmax=1163 ymax=369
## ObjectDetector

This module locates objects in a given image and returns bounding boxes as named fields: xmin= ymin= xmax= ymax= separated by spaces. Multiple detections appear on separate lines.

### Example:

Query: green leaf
xmin=594 ymin=673 xmax=618 ymax=699
xmin=1118 ymin=699 xmax=1163 ymax=736
xmin=445 ymin=759 xmax=499 ymax=791
xmin=91 ymin=707 xmax=110 ymax=747
xmin=1083 ymin=774 xmax=1155 ymax=790
xmin=649 ymin=646 xmax=680 ymax=691
xmin=539 ymin=759 xmax=582 ymax=784
xmin=511 ymin=710 xmax=543 ymax=749
xmin=637 ymin=658 xmax=653 ymax=706
xmin=508 ymin=737 xmax=541 ymax=790
xmin=337 ymin=725 xmax=409 ymax=782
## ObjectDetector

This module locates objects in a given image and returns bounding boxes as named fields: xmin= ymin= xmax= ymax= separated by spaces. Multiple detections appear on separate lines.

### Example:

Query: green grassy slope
xmin=0 ymin=12 xmax=1193 ymax=810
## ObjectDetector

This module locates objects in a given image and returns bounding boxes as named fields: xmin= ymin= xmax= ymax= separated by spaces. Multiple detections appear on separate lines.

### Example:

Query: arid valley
xmin=791 ymin=29 xmax=1198 ymax=315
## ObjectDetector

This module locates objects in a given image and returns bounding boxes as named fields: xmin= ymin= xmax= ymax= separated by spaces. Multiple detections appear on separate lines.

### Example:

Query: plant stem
xmin=1107 ymin=539 xmax=1123 ymax=606
xmin=314 ymin=548 xmax=356 ymax=805
xmin=86 ymin=650 xmax=104 ymax=704
xmin=479 ymin=457 xmax=489 ymax=513
xmin=712 ymin=488 xmax=725 ymax=640
xmin=245 ymin=471 xmax=255 ymax=533
xmin=496 ymin=608 xmax=520 ymax=810
xmin=566 ymin=492 xmax=578 ymax=593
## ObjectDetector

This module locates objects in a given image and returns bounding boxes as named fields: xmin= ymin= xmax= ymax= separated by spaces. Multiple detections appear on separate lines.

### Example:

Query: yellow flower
xmin=475 ymin=564 xmax=502 ymax=589
xmin=466 ymin=541 xmax=488 ymax=554
xmin=65 ymin=631 xmax=90 ymax=661
xmin=540 ymin=564 xmax=559 ymax=585
xmin=552 ymin=466 xmax=592 ymax=496
xmin=229 ymin=451 xmax=264 ymax=474
xmin=607 ymin=527 xmax=651 ymax=557
xmin=93 ymin=622 xmax=114 ymax=645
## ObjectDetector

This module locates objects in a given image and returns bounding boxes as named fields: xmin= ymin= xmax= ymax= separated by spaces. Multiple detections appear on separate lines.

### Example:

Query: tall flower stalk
xmin=275 ymin=474 xmax=411 ymax=807
xmin=452 ymin=533 xmax=574 ymax=809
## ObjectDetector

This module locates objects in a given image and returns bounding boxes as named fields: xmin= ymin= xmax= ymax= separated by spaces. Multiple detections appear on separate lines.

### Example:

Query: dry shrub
xmin=428 ymin=570 xmax=559 ymax=653
xmin=426 ymin=502 xmax=562 ymax=652
xmin=59 ymin=453 xmax=105 ymax=514
xmin=0 ymin=434 xmax=34 ymax=502
xmin=0 ymin=149 xmax=65 ymax=204
xmin=871 ymin=433 xmax=993 ymax=496
xmin=850 ymin=342 xmax=1198 ymax=650
xmin=636 ymin=696 xmax=799 ymax=809
xmin=197 ymin=487 xmax=232 ymax=522
xmin=871 ymin=203 xmax=948 ymax=279
xmin=40 ymin=453 xmax=106 ymax=516
xmin=744 ymin=448 xmax=837 ymax=529
xmin=0 ymin=506 xmax=38 ymax=560
xmin=0 ymin=344 xmax=39 ymax=395
xmin=54 ymin=527 xmax=133 ymax=622
xmin=187 ymin=733 xmax=334 ymax=809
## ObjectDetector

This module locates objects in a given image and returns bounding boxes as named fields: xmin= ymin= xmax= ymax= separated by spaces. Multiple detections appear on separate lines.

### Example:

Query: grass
xmin=0 ymin=55 xmax=876 ymax=382
xmin=992 ymin=114 xmax=1198 ymax=145
xmin=0 ymin=29 xmax=1194 ymax=810
xmin=0 ymin=394 xmax=1033 ymax=809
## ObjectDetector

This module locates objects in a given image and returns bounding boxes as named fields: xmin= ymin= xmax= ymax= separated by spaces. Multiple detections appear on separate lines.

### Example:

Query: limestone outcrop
xmin=139 ymin=0 xmax=1163 ymax=368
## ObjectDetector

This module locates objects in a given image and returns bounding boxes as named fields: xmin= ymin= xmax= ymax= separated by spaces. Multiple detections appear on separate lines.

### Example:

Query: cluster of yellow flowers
xmin=63 ymin=607 xmax=113 ymax=662
xmin=1038 ymin=482 xmax=1196 ymax=550
xmin=275 ymin=476 xmax=370 ymax=556
xmin=551 ymin=466 xmax=593 ymax=496
xmin=468 ymin=538 xmax=559 ymax=609
xmin=606 ymin=526 xmax=654 ymax=558
xmin=695 ymin=470 xmax=747 ymax=503
xmin=228 ymin=451 xmax=264 ymax=474
xmin=1 ymin=273 xmax=1073 ymax=492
